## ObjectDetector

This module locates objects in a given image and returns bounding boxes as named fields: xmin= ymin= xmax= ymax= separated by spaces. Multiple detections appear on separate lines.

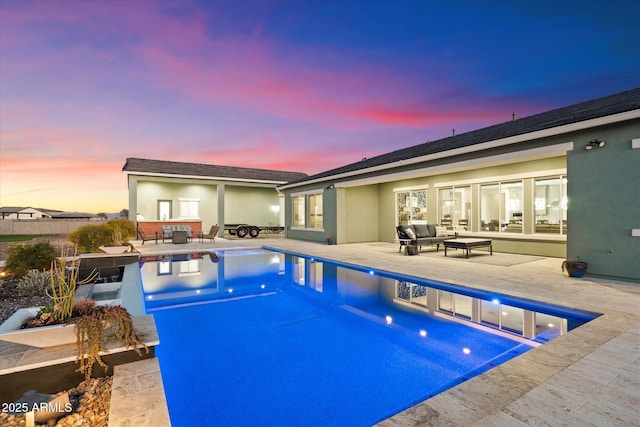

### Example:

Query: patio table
xmin=172 ymin=230 xmax=188 ymax=244
xmin=444 ymin=238 xmax=492 ymax=258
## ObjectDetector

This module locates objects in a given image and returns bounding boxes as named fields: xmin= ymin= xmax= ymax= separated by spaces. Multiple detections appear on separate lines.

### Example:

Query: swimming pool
xmin=139 ymin=249 xmax=598 ymax=426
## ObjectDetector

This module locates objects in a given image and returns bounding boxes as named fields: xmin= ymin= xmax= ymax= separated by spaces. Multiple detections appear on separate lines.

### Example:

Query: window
xmin=534 ymin=177 xmax=567 ymax=235
xmin=438 ymin=186 xmax=471 ymax=229
xmin=308 ymin=194 xmax=323 ymax=229
xmin=292 ymin=192 xmax=323 ymax=230
xmin=292 ymin=195 xmax=305 ymax=227
xmin=480 ymin=181 xmax=523 ymax=233
xmin=179 ymin=199 xmax=200 ymax=219
xmin=395 ymin=189 xmax=426 ymax=225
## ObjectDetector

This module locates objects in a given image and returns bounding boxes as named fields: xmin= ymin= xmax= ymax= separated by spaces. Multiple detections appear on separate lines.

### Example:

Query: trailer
xmin=224 ymin=224 xmax=284 ymax=238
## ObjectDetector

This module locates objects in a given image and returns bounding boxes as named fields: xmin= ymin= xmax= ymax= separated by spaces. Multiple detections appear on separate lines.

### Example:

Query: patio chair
xmin=137 ymin=227 xmax=158 ymax=245
xmin=199 ymin=225 xmax=220 ymax=243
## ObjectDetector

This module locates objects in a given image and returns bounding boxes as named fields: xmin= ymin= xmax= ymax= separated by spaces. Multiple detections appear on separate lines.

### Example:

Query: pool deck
xmin=3 ymin=236 xmax=638 ymax=426
xmin=133 ymin=237 xmax=639 ymax=426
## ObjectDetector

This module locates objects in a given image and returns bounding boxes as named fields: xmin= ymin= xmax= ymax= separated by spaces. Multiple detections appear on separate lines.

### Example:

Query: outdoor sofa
xmin=396 ymin=224 xmax=456 ymax=253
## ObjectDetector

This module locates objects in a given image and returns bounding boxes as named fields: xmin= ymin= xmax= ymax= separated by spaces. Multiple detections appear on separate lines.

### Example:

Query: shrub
xmin=68 ymin=219 xmax=136 ymax=253
xmin=5 ymin=242 xmax=57 ymax=277
xmin=106 ymin=219 xmax=136 ymax=244
xmin=17 ymin=269 xmax=52 ymax=296
xmin=69 ymin=224 xmax=115 ymax=253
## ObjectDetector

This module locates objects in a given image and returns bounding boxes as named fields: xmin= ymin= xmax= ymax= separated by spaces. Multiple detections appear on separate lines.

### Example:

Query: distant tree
xmin=119 ymin=209 xmax=129 ymax=218
xmin=97 ymin=212 xmax=108 ymax=219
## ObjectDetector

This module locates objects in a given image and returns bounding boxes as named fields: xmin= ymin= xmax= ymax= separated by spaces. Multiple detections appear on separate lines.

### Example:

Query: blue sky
xmin=1 ymin=0 xmax=638 ymax=212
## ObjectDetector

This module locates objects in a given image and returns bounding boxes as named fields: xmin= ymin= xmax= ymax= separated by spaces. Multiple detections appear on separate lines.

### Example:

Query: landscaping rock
xmin=0 ymin=377 xmax=113 ymax=427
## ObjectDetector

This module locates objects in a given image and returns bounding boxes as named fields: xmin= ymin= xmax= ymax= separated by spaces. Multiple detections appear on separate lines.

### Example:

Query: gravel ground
xmin=0 ymin=376 xmax=113 ymax=427
xmin=0 ymin=278 xmax=51 ymax=324
xmin=0 ymin=235 xmax=72 ymax=324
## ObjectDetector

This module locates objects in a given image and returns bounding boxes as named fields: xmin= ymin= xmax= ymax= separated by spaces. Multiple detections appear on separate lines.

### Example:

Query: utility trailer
xmin=224 ymin=223 xmax=284 ymax=238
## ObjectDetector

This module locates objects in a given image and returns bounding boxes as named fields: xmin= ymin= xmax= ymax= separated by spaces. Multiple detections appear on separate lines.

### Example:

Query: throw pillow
xmin=404 ymin=227 xmax=416 ymax=240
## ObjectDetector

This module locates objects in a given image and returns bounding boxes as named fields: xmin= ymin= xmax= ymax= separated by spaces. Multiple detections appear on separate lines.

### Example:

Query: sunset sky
xmin=1 ymin=0 xmax=639 ymax=213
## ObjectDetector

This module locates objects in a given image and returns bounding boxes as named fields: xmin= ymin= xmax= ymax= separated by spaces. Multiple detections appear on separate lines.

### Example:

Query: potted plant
xmin=73 ymin=300 xmax=147 ymax=381
xmin=0 ymin=244 xmax=147 ymax=380
xmin=0 ymin=245 xmax=98 ymax=346
xmin=562 ymin=257 xmax=588 ymax=278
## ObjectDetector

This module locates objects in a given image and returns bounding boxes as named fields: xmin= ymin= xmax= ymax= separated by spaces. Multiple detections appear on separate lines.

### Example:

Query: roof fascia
xmin=334 ymin=142 xmax=573 ymax=188
xmin=123 ymin=171 xmax=290 ymax=186
xmin=278 ymin=109 xmax=640 ymax=190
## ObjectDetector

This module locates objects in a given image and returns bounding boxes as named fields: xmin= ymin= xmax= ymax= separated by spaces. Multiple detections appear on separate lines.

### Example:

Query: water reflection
xmin=140 ymin=249 xmax=593 ymax=342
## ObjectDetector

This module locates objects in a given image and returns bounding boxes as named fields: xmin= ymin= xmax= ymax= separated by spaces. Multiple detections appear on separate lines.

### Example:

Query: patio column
xmin=128 ymin=175 xmax=138 ymax=222
xmin=217 ymin=183 xmax=225 ymax=237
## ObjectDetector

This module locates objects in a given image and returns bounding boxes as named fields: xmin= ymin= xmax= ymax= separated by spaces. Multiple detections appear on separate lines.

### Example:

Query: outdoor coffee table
xmin=172 ymin=230 xmax=188 ymax=244
xmin=444 ymin=238 xmax=492 ymax=258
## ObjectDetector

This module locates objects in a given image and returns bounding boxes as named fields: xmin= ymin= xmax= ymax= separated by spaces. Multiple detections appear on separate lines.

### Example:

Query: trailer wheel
xmin=249 ymin=227 xmax=260 ymax=238
xmin=237 ymin=226 xmax=248 ymax=238
xmin=228 ymin=229 xmax=237 ymax=235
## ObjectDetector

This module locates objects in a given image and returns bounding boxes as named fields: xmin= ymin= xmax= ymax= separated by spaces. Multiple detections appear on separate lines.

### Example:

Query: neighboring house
xmin=122 ymin=158 xmax=308 ymax=235
xmin=277 ymin=88 xmax=640 ymax=281
xmin=0 ymin=207 xmax=59 ymax=219
xmin=50 ymin=212 xmax=100 ymax=220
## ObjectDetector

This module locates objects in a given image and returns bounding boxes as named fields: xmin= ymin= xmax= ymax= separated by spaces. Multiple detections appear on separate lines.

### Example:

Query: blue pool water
xmin=139 ymin=249 xmax=596 ymax=427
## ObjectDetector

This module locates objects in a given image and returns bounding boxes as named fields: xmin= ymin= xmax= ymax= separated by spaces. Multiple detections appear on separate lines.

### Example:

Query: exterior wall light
xmin=585 ymin=139 xmax=606 ymax=150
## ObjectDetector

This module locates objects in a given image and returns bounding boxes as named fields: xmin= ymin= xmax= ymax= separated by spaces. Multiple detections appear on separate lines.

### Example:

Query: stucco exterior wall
xmin=285 ymin=184 xmax=336 ymax=244
xmin=224 ymin=186 xmax=282 ymax=226
xmin=567 ymin=121 xmax=640 ymax=281
xmin=341 ymin=186 xmax=380 ymax=243
xmin=135 ymin=180 xmax=218 ymax=223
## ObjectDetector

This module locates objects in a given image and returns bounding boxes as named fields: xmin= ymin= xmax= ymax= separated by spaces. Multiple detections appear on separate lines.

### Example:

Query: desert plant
xmin=48 ymin=245 xmax=98 ymax=322
xmin=106 ymin=219 xmax=136 ymax=244
xmin=4 ymin=242 xmax=57 ymax=277
xmin=68 ymin=224 xmax=115 ymax=253
xmin=75 ymin=305 xmax=147 ymax=380
xmin=17 ymin=269 xmax=52 ymax=297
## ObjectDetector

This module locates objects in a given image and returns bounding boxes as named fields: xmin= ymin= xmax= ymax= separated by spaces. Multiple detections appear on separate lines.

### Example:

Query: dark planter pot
xmin=327 ymin=237 xmax=336 ymax=245
xmin=562 ymin=260 xmax=588 ymax=278
xmin=405 ymin=245 xmax=418 ymax=256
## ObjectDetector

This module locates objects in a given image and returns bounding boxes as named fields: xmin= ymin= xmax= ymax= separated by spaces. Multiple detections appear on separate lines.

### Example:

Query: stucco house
xmin=122 ymin=158 xmax=308 ymax=237
xmin=278 ymin=88 xmax=640 ymax=281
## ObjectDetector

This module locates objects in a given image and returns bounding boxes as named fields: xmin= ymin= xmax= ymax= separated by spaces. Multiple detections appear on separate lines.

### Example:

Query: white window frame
xmin=178 ymin=198 xmax=200 ymax=219
xmin=290 ymin=190 xmax=324 ymax=231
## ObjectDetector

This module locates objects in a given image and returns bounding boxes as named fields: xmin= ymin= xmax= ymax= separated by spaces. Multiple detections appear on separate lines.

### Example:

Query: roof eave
xmin=123 ymin=170 xmax=292 ymax=186
xmin=277 ymin=109 xmax=640 ymax=191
